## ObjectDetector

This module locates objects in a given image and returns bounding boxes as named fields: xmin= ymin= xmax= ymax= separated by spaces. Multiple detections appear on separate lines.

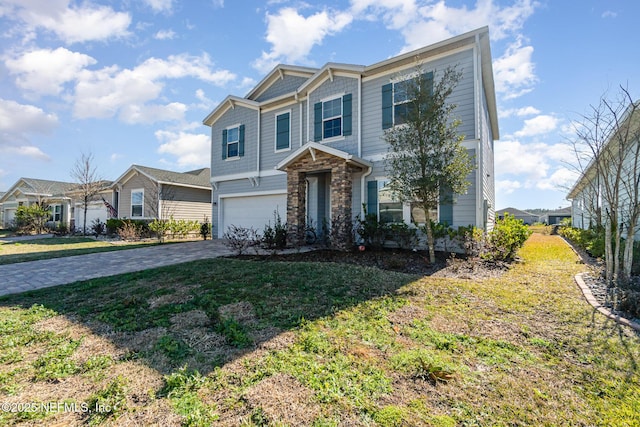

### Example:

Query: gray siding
xmin=255 ymin=75 xmax=308 ymax=102
xmin=162 ymin=184 xmax=211 ymax=222
xmin=119 ymin=174 xmax=158 ymax=219
xmin=452 ymin=149 xmax=477 ymax=227
xmin=362 ymin=48 xmax=476 ymax=158
xmin=210 ymin=105 xmax=259 ymax=176
xmin=308 ymin=75 xmax=359 ymax=154
xmin=260 ymin=103 xmax=303 ymax=170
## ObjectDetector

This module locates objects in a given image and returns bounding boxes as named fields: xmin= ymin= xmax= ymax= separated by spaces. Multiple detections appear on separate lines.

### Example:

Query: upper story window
xmin=382 ymin=71 xmax=433 ymax=129
xmin=222 ymin=124 xmax=245 ymax=160
xmin=131 ymin=189 xmax=144 ymax=217
xmin=313 ymin=94 xmax=352 ymax=142
xmin=275 ymin=112 xmax=290 ymax=151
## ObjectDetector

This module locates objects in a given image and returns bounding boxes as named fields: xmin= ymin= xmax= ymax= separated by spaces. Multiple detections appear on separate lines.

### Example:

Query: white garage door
xmin=75 ymin=203 xmax=107 ymax=230
xmin=4 ymin=208 xmax=16 ymax=228
xmin=220 ymin=193 xmax=287 ymax=237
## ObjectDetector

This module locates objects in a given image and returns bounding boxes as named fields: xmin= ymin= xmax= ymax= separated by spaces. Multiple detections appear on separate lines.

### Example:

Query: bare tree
xmin=70 ymin=152 xmax=103 ymax=235
xmin=569 ymin=86 xmax=640 ymax=284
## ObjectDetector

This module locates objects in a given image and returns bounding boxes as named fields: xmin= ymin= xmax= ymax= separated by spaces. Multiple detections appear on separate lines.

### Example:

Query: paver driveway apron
xmin=0 ymin=240 xmax=232 ymax=297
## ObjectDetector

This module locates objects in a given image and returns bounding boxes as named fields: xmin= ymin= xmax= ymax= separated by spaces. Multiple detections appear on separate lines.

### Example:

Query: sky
xmin=0 ymin=0 xmax=638 ymax=211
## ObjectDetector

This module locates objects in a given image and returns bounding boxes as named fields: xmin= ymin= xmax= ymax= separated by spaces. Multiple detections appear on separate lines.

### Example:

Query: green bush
xmin=261 ymin=211 xmax=287 ymax=250
xmin=558 ymin=226 xmax=604 ymax=258
xmin=484 ymin=213 xmax=532 ymax=261
xmin=355 ymin=205 xmax=387 ymax=249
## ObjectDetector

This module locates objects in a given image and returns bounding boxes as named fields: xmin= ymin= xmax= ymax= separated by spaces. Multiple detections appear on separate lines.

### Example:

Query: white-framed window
xmin=275 ymin=111 xmax=291 ymax=151
xmin=226 ymin=126 xmax=240 ymax=158
xmin=131 ymin=189 xmax=144 ymax=217
xmin=322 ymin=97 xmax=342 ymax=139
xmin=50 ymin=204 xmax=62 ymax=222
xmin=382 ymin=72 xmax=433 ymax=129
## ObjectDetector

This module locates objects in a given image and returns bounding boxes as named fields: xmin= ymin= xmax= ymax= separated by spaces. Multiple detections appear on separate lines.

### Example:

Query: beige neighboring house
xmin=111 ymin=165 xmax=212 ymax=222
xmin=67 ymin=180 xmax=115 ymax=231
xmin=0 ymin=178 xmax=78 ymax=229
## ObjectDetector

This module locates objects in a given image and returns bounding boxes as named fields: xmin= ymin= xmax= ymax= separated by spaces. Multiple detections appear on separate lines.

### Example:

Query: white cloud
xmin=73 ymin=53 xmax=236 ymax=121
xmin=496 ymin=179 xmax=522 ymax=195
xmin=534 ymin=167 xmax=578 ymax=191
xmin=513 ymin=114 xmax=559 ymax=137
xmin=156 ymin=130 xmax=210 ymax=167
xmin=495 ymin=139 xmax=551 ymax=179
xmin=493 ymin=37 xmax=536 ymax=99
xmin=0 ymin=98 xmax=58 ymax=138
xmin=120 ymin=102 xmax=187 ymax=124
xmin=3 ymin=0 xmax=131 ymax=43
xmin=144 ymin=0 xmax=174 ymax=13
xmin=253 ymin=7 xmax=353 ymax=73
xmin=4 ymin=47 xmax=96 ymax=96
xmin=602 ymin=10 xmax=617 ymax=19
xmin=0 ymin=145 xmax=51 ymax=161
xmin=110 ymin=153 xmax=123 ymax=162
xmin=499 ymin=106 xmax=540 ymax=118
xmin=154 ymin=29 xmax=176 ymax=40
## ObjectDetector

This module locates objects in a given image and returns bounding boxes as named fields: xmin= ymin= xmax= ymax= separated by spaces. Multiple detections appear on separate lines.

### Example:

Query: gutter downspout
xmin=360 ymin=165 xmax=373 ymax=219
xmin=257 ymin=107 xmax=261 ymax=179
xmin=358 ymin=73 xmax=362 ymax=157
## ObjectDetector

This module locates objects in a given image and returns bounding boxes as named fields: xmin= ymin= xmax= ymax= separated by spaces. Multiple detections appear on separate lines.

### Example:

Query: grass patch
xmin=0 ymin=237 xmax=159 ymax=265
xmin=0 ymin=234 xmax=639 ymax=425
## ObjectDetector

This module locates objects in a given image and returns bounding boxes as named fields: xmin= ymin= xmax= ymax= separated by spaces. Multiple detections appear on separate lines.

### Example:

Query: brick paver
xmin=0 ymin=240 xmax=233 ymax=297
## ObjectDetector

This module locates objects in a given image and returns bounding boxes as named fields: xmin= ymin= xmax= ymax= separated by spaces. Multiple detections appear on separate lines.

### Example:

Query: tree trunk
xmin=605 ymin=220 xmax=614 ymax=285
xmin=424 ymin=217 xmax=436 ymax=264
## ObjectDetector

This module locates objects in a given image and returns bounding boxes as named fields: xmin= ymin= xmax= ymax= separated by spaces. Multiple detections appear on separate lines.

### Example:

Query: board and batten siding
xmin=255 ymin=75 xmax=309 ymax=102
xmin=361 ymin=48 xmax=476 ymax=159
xmin=210 ymin=105 xmax=259 ymax=176
xmin=307 ymin=75 xmax=360 ymax=155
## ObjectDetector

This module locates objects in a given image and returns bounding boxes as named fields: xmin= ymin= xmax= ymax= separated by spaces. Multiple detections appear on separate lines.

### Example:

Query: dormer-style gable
xmin=245 ymin=65 xmax=317 ymax=102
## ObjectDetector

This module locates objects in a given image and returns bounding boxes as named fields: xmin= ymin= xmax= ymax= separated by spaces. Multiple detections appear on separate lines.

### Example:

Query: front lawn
xmin=0 ymin=237 xmax=159 ymax=265
xmin=0 ymin=234 xmax=638 ymax=425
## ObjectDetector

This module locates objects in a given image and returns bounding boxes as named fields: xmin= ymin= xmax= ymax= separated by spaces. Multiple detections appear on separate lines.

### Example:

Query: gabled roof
xmin=245 ymin=64 xmax=318 ymax=101
xmin=112 ymin=165 xmax=211 ymax=190
xmin=203 ymin=26 xmax=499 ymax=141
xmin=276 ymin=142 xmax=371 ymax=171
xmin=0 ymin=178 xmax=77 ymax=203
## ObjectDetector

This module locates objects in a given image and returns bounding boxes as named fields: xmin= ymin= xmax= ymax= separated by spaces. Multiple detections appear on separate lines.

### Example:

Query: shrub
xmin=484 ymin=213 xmax=532 ymax=261
xmin=91 ymin=219 xmax=106 ymax=237
xmin=149 ymin=219 xmax=170 ymax=242
xmin=387 ymin=222 xmax=418 ymax=249
xmin=14 ymin=203 xmax=50 ymax=234
xmin=117 ymin=221 xmax=141 ymax=241
xmin=222 ymin=225 xmax=260 ymax=255
xmin=355 ymin=206 xmax=386 ymax=249
xmin=261 ymin=211 xmax=287 ymax=250
xmin=200 ymin=219 xmax=212 ymax=240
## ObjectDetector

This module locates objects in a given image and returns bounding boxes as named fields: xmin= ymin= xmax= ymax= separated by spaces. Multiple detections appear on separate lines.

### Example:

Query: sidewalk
xmin=0 ymin=240 xmax=233 ymax=297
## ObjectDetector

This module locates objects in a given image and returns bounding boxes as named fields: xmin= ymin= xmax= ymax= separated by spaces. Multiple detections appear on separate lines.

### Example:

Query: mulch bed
xmin=230 ymin=248 xmax=510 ymax=279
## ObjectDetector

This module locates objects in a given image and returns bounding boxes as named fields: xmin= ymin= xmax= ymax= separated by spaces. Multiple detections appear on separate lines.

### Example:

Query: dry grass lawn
xmin=0 ymin=233 xmax=638 ymax=426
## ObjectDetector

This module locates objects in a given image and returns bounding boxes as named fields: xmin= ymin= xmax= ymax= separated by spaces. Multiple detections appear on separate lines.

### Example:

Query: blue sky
xmin=0 ymin=0 xmax=638 ymax=210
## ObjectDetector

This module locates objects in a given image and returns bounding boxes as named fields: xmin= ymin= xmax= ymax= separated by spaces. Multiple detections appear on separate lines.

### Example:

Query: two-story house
xmin=204 ymin=27 xmax=498 ymax=242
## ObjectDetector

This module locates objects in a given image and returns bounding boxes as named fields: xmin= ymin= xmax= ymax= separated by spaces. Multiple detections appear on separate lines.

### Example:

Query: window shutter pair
xmin=313 ymin=94 xmax=352 ymax=141
xmin=221 ymin=125 xmax=245 ymax=159
xmin=381 ymin=71 xmax=434 ymax=129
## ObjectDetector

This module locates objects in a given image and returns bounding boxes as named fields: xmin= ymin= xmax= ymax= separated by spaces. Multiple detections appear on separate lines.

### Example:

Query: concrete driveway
xmin=0 ymin=240 xmax=233 ymax=297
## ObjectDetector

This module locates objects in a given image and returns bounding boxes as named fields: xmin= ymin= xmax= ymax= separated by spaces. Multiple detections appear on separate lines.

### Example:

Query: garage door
xmin=3 ymin=208 xmax=16 ymax=228
xmin=220 ymin=193 xmax=287 ymax=237
xmin=75 ymin=203 xmax=107 ymax=230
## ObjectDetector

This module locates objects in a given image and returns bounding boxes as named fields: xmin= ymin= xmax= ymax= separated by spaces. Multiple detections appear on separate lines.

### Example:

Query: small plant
xmin=200 ymin=217 xmax=212 ymax=240
xmin=90 ymin=218 xmax=106 ymax=237
xmin=387 ymin=222 xmax=418 ymax=249
xmin=355 ymin=205 xmax=386 ymax=249
xmin=215 ymin=317 xmax=253 ymax=348
xmin=117 ymin=220 xmax=141 ymax=241
xmin=222 ymin=225 xmax=260 ymax=255
xmin=85 ymin=375 xmax=127 ymax=425
xmin=261 ymin=211 xmax=287 ymax=250
xmin=149 ymin=218 xmax=170 ymax=242
xmin=154 ymin=335 xmax=193 ymax=360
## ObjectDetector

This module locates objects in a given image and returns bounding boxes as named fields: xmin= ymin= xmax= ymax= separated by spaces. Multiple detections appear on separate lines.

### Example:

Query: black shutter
xmin=343 ymin=94 xmax=352 ymax=136
xmin=382 ymin=83 xmax=393 ymax=129
xmin=238 ymin=124 xmax=245 ymax=157
xmin=314 ymin=102 xmax=322 ymax=141
xmin=222 ymin=129 xmax=227 ymax=160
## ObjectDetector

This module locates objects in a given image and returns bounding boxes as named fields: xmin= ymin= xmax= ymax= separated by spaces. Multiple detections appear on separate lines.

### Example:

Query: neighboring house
xmin=110 ymin=165 xmax=212 ymax=222
xmin=540 ymin=207 xmax=571 ymax=225
xmin=567 ymin=100 xmax=640 ymax=231
xmin=496 ymin=208 xmax=539 ymax=225
xmin=0 ymin=192 xmax=5 ymax=228
xmin=203 ymin=27 xmax=498 ymax=240
xmin=0 ymin=178 xmax=77 ymax=229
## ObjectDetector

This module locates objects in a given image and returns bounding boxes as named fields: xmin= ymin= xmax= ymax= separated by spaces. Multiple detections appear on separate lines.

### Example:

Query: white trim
xmin=274 ymin=109 xmax=292 ymax=153
xmin=211 ymin=169 xmax=286 ymax=184
xmin=131 ymin=188 xmax=144 ymax=218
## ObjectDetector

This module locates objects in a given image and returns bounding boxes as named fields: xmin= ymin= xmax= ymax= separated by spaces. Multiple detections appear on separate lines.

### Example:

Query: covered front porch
xmin=276 ymin=142 xmax=371 ymax=250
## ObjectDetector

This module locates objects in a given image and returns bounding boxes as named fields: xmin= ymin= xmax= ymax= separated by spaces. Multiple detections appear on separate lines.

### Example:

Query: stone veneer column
xmin=286 ymin=170 xmax=306 ymax=245
xmin=330 ymin=162 xmax=353 ymax=250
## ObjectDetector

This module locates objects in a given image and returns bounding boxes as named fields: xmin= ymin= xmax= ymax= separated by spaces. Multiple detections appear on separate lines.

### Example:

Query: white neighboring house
xmin=69 ymin=180 xmax=115 ymax=232
xmin=203 ymin=27 xmax=498 ymax=240
xmin=0 ymin=178 xmax=77 ymax=229
xmin=567 ymin=99 xmax=640 ymax=233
